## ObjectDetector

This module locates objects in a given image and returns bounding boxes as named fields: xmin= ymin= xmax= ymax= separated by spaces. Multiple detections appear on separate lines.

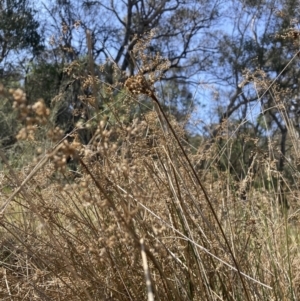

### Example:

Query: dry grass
xmin=1 ymin=33 xmax=300 ymax=301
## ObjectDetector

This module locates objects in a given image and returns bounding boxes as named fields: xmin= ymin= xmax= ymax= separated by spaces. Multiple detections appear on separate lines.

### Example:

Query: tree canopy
xmin=1 ymin=0 xmax=300 ymax=177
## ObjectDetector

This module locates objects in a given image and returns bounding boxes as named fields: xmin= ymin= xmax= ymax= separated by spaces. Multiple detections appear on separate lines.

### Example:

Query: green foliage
xmin=0 ymin=0 xmax=43 ymax=62
xmin=216 ymin=123 xmax=258 ymax=179
xmin=158 ymin=81 xmax=195 ymax=123
xmin=0 ymin=96 xmax=18 ymax=148
xmin=25 ymin=62 xmax=63 ymax=106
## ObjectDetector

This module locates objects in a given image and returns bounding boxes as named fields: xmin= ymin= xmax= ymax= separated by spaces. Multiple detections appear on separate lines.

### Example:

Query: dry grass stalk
xmin=1 ymin=32 xmax=300 ymax=301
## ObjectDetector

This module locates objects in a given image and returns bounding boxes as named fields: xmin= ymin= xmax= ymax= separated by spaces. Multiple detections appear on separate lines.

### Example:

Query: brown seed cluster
xmin=9 ymin=88 xmax=50 ymax=141
xmin=124 ymin=30 xmax=170 ymax=96
xmin=124 ymin=74 xmax=153 ymax=96
xmin=48 ymin=140 xmax=78 ymax=171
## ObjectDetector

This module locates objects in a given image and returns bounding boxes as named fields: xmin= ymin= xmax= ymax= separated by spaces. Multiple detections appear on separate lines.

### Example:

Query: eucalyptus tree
xmin=0 ymin=0 xmax=43 ymax=70
xmin=0 ymin=0 xmax=43 ymax=148
xmin=205 ymin=0 xmax=300 ymax=177
xmin=42 ymin=0 xmax=220 ymax=73
xmin=24 ymin=0 xmax=222 ymax=139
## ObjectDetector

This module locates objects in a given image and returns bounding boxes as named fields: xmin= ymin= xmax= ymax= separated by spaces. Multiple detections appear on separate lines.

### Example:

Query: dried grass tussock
xmin=1 ymin=32 xmax=300 ymax=301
